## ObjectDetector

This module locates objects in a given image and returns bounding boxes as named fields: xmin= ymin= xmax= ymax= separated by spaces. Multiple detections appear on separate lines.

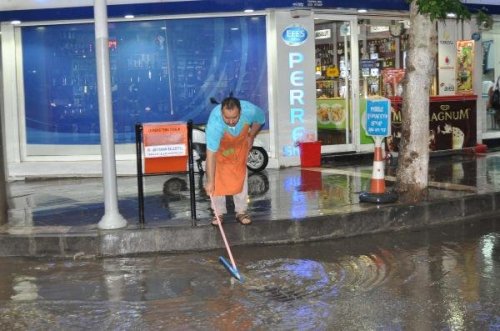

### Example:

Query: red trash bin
xmin=299 ymin=141 xmax=321 ymax=167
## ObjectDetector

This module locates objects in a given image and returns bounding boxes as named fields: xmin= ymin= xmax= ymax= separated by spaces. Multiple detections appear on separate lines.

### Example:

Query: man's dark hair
xmin=221 ymin=96 xmax=241 ymax=111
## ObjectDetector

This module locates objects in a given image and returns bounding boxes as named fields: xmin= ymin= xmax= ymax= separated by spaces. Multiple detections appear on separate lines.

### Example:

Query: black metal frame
xmin=135 ymin=121 xmax=197 ymax=226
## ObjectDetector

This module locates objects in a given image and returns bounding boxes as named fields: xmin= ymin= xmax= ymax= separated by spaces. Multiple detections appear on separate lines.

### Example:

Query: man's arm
xmin=247 ymin=122 xmax=262 ymax=149
xmin=244 ymin=101 xmax=265 ymax=149
xmin=204 ymin=150 xmax=216 ymax=196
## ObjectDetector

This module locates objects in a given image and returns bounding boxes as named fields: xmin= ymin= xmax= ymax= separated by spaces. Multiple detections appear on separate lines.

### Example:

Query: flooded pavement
xmin=3 ymin=152 xmax=500 ymax=257
xmin=6 ymin=152 xmax=499 ymax=231
xmin=0 ymin=218 xmax=498 ymax=330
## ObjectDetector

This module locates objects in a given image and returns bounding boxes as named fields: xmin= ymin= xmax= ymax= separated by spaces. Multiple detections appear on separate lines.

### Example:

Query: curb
xmin=1 ymin=192 xmax=499 ymax=257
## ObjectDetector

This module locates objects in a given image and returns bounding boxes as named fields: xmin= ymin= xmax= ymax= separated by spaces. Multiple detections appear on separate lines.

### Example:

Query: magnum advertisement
xmin=429 ymin=98 xmax=476 ymax=151
xmin=386 ymin=97 xmax=476 ymax=153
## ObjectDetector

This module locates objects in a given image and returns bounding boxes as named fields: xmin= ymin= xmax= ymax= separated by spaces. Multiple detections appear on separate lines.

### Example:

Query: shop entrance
xmin=315 ymin=15 xmax=410 ymax=155
xmin=314 ymin=15 xmax=360 ymax=153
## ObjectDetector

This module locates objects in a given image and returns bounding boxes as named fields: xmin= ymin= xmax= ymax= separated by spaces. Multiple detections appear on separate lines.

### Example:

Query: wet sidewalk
xmin=1 ymin=151 xmax=500 ymax=257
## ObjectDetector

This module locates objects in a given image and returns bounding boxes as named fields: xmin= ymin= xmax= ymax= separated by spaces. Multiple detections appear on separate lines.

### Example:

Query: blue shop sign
xmin=1 ymin=0 xmax=499 ymax=22
xmin=282 ymin=25 xmax=308 ymax=46
xmin=365 ymin=98 xmax=391 ymax=137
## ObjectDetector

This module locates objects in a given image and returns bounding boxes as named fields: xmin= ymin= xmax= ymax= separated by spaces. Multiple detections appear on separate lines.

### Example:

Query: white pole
xmin=94 ymin=0 xmax=127 ymax=229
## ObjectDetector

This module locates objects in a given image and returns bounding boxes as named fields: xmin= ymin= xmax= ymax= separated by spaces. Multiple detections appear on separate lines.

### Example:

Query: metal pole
xmin=135 ymin=123 xmax=145 ymax=224
xmin=94 ymin=0 xmax=127 ymax=229
xmin=0 ymin=96 xmax=6 ymax=225
xmin=187 ymin=120 xmax=197 ymax=225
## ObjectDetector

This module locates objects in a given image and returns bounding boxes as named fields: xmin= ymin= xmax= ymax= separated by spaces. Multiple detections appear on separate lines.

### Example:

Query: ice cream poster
xmin=456 ymin=40 xmax=474 ymax=94
xmin=429 ymin=99 xmax=476 ymax=151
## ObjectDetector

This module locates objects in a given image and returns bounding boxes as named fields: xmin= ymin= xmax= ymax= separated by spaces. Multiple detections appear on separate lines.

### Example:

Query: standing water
xmin=0 ymin=218 xmax=498 ymax=330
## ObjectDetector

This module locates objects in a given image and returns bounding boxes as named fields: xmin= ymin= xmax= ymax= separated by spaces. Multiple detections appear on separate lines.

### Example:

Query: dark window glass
xmin=22 ymin=16 xmax=268 ymax=146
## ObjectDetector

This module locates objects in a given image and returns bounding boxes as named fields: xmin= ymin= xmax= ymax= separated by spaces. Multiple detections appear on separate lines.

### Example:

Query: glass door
xmin=314 ymin=15 xmax=360 ymax=153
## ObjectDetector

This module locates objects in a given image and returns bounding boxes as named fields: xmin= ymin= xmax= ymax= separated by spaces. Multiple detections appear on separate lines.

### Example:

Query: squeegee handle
xmin=210 ymin=195 xmax=238 ymax=270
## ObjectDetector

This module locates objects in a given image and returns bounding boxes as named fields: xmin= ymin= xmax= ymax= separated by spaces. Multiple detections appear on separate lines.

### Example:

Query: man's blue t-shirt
xmin=206 ymin=100 xmax=265 ymax=152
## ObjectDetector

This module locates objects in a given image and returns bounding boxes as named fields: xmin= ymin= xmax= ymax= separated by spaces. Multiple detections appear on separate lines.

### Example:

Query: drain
xmin=255 ymin=284 xmax=312 ymax=302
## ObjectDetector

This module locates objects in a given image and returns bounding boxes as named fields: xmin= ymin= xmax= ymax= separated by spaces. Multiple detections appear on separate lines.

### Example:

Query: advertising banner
xmin=359 ymin=99 xmax=372 ymax=144
xmin=385 ymin=96 xmax=477 ymax=152
xmin=317 ymin=99 xmax=346 ymax=130
xmin=142 ymin=122 xmax=188 ymax=174
xmin=429 ymin=97 xmax=476 ymax=151
xmin=273 ymin=10 xmax=317 ymax=165
xmin=437 ymin=21 xmax=458 ymax=96
xmin=385 ymin=98 xmax=402 ymax=152
xmin=456 ymin=40 xmax=475 ymax=94
xmin=381 ymin=69 xmax=405 ymax=97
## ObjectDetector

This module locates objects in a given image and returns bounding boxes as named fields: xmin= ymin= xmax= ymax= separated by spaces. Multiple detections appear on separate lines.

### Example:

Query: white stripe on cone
xmin=372 ymin=160 xmax=385 ymax=179
xmin=370 ymin=146 xmax=386 ymax=194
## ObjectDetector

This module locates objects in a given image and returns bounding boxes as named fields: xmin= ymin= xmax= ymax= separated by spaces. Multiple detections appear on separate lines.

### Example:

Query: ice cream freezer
xmin=385 ymin=95 xmax=477 ymax=153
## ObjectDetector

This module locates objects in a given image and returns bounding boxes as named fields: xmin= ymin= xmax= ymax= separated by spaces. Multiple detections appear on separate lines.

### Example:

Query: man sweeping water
xmin=204 ymin=96 xmax=265 ymax=226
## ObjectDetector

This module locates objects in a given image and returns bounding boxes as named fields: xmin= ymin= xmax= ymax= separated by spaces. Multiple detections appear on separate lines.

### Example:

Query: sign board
xmin=361 ymin=59 xmax=378 ymax=77
xmin=315 ymin=29 xmax=331 ymax=40
xmin=437 ymin=21 xmax=458 ymax=95
xmin=142 ymin=122 xmax=188 ymax=174
xmin=365 ymin=97 xmax=391 ymax=137
xmin=274 ymin=10 xmax=317 ymax=166
xmin=282 ymin=24 xmax=308 ymax=46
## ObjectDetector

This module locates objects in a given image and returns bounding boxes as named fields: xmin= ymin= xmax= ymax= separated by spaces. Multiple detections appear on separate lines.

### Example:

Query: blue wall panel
xmin=22 ymin=16 xmax=268 ymax=145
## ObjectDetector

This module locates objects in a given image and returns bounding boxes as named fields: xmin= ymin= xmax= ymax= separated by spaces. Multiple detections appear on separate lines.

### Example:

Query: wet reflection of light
xmin=445 ymin=303 xmax=465 ymax=330
xmin=440 ymin=244 xmax=466 ymax=330
xmin=273 ymin=259 xmax=330 ymax=329
xmin=11 ymin=276 xmax=39 ymax=301
xmin=481 ymin=234 xmax=496 ymax=273
xmin=283 ymin=259 xmax=326 ymax=280
xmin=283 ymin=176 xmax=308 ymax=219
xmin=283 ymin=176 xmax=300 ymax=192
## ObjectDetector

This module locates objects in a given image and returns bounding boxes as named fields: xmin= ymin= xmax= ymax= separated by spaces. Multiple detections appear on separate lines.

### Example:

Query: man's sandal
xmin=211 ymin=215 xmax=223 ymax=226
xmin=236 ymin=212 xmax=252 ymax=225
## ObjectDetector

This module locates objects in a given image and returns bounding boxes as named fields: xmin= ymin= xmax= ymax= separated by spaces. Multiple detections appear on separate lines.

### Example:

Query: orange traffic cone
xmin=359 ymin=139 xmax=398 ymax=203
xmin=369 ymin=144 xmax=386 ymax=194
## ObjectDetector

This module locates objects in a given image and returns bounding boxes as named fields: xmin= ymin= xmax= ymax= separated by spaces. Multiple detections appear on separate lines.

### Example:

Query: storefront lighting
xmin=244 ymin=9 xmax=254 ymax=13
xmin=124 ymin=14 xmax=135 ymax=19
xmin=357 ymin=9 xmax=368 ymax=13
xmin=10 ymin=20 xmax=21 ymax=25
xmin=446 ymin=13 xmax=457 ymax=18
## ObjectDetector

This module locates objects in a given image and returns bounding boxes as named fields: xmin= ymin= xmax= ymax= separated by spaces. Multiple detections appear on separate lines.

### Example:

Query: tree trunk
xmin=396 ymin=1 xmax=437 ymax=202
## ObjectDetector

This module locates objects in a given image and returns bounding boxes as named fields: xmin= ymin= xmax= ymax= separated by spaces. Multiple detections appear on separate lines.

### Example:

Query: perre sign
xmin=365 ymin=97 xmax=391 ymax=137
xmin=281 ymin=23 xmax=309 ymax=157
xmin=142 ymin=122 xmax=188 ymax=174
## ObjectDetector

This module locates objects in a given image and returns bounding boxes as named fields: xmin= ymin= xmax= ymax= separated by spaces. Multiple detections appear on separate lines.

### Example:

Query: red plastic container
xmin=299 ymin=141 xmax=321 ymax=167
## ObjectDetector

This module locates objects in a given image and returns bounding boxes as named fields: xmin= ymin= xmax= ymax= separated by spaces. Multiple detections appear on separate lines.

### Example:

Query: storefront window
xmin=21 ymin=16 xmax=268 ymax=149
xmin=481 ymin=22 xmax=499 ymax=132
xmin=314 ymin=19 xmax=406 ymax=149
xmin=357 ymin=20 xmax=407 ymax=149
xmin=315 ymin=21 xmax=354 ymax=146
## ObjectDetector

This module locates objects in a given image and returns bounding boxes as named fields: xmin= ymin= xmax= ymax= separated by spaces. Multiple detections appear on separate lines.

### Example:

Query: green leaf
xmin=410 ymin=0 xmax=471 ymax=21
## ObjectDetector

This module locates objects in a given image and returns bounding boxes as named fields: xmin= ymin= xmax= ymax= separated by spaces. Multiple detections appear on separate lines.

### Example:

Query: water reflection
xmin=161 ymin=171 xmax=272 ymax=219
xmin=7 ymin=152 xmax=497 ymax=229
xmin=0 ymin=221 xmax=497 ymax=329
xmin=11 ymin=276 xmax=38 ymax=301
